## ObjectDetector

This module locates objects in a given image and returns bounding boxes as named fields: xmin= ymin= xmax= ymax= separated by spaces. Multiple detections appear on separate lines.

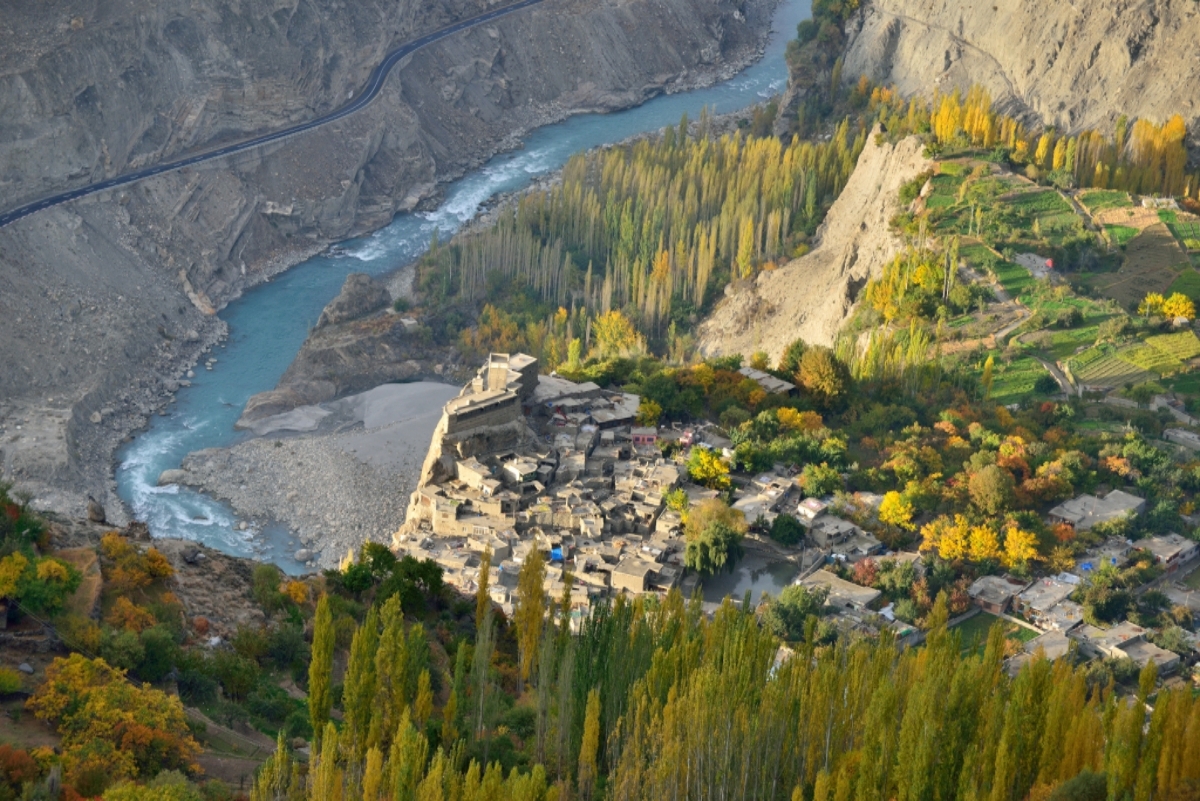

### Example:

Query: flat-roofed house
xmin=1070 ymin=621 xmax=1180 ymax=673
xmin=1013 ymin=576 xmax=1077 ymax=627
xmin=800 ymin=570 xmax=881 ymax=611
xmin=611 ymin=557 xmax=656 ymax=595
xmin=968 ymin=575 xmax=1026 ymax=615
xmin=1141 ymin=533 xmax=1199 ymax=574
xmin=737 ymin=366 xmax=796 ymax=395
xmin=1049 ymin=490 xmax=1146 ymax=531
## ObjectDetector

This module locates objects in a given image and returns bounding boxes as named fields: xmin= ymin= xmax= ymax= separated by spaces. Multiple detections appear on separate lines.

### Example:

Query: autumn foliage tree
xmin=26 ymin=654 xmax=199 ymax=791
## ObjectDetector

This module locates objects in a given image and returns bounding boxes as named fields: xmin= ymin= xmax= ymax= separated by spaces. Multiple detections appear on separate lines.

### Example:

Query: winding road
xmin=0 ymin=0 xmax=546 ymax=230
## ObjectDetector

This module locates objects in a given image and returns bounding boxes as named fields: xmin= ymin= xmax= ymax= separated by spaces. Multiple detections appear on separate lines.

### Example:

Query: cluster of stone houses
xmin=397 ymin=353 xmax=727 ymax=620
xmin=965 ymin=513 xmax=1200 ymax=676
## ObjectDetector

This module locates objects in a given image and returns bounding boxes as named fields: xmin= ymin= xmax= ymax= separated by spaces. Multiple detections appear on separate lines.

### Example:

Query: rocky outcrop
xmin=842 ymin=0 xmax=1200 ymax=138
xmin=697 ymin=130 xmax=931 ymax=362
xmin=316 ymin=274 xmax=391 ymax=329
xmin=0 ymin=0 xmax=776 ymax=513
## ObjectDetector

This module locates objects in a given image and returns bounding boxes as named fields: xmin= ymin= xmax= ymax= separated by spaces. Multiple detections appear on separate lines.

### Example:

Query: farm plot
xmin=1079 ymin=190 xmax=1133 ymax=213
xmin=1088 ymin=224 xmax=1188 ymax=308
xmin=1104 ymin=224 xmax=1139 ymax=247
xmin=1118 ymin=344 xmax=1185 ymax=376
xmin=1068 ymin=348 xmax=1157 ymax=388
xmin=1159 ymin=211 xmax=1200 ymax=251
xmin=1167 ymin=269 xmax=1200 ymax=301
xmin=1094 ymin=206 xmax=1164 ymax=232
xmin=1145 ymin=330 xmax=1200 ymax=361
xmin=988 ymin=355 xmax=1050 ymax=404
xmin=993 ymin=260 xmax=1034 ymax=297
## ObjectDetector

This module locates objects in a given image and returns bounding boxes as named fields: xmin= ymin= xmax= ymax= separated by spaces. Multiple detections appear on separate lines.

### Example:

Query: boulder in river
xmin=157 ymin=469 xmax=189 ymax=486
xmin=294 ymin=549 xmax=313 ymax=562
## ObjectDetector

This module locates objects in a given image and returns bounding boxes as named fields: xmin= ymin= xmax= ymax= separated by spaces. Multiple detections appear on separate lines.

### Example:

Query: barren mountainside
xmin=0 ymin=0 xmax=773 ymax=517
xmin=843 ymin=0 xmax=1200 ymax=140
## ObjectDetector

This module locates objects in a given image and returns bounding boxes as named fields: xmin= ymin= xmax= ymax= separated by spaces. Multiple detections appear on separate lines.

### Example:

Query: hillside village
xmin=391 ymin=348 xmax=1200 ymax=684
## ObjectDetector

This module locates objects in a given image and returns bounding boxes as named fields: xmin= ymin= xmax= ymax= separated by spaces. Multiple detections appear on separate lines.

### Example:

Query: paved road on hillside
xmin=0 ymin=0 xmax=545 ymax=230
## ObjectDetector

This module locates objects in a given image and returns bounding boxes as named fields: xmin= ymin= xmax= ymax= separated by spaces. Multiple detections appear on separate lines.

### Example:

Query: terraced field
xmin=1079 ymin=190 xmax=1133 ymax=213
xmin=1167 ymin=269 xmax=1200 ymax=300
xmin=1089 ymin=224 xmax=1189 ymax=308
xmin=1104 ymin=224 xmax=1139 ymax=247
xmin=1068 ymin=347 xmax=1157 ymax=388
xmin=1120 ymin=344 xmax=1185 ymax=375
xmin=1145 ymin=330 xmax=1200 ymax=361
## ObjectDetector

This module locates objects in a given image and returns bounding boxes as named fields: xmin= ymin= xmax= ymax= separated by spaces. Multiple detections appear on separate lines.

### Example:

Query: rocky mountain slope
xmin=697 ymin=130 xmax=930 ymax=361
xmin=0 ymin=0 xmax=775 ymax=518
xmin=842 ymin=0 xmax=1200 ymax=139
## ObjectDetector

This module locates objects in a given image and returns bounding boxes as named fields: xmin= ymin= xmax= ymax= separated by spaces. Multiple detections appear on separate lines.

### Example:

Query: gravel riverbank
xmin=171 ymin=382 xmax=459 ymax=570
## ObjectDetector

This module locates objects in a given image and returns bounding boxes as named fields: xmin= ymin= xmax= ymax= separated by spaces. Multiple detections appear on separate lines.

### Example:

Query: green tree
xmin=800 ymin=462 xmax=843 ymax=497
xmin=476 ymin=547 xmax=492 ymax=632
xmin=342 ymin=605 xmax=379 ymax=760
xmin=578 ymin=688 xmax=601 ymax=801
xmin=778 ymin=338 xmax=808 ymax=375
xmin=514 ymin=548 xmax=547 ymax=691
xmin=308 ymin=594 xmax=334 ymax=748
xmin=981 ymin=354 xmax=995 ymax=399
xmin=968 ymin=465 xmax=1016 ymax=515
xmin=761 ymin=585 xmax=828 ymax=640
xmin=769 ymin=513 xmax=805 ymax=546
xmin=684 ymin=499 xmax=747 ymax=575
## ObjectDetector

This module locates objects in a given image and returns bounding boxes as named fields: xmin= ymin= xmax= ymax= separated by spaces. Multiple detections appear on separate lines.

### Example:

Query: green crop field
xmin=1007 ymin=189 xmax=1074 ymax=217
xmin=1069 ymin=349 xmax=1157 ymax=387
xmin=1079 ymin=190 xmax=1133 ymax=213
xmin=988 ymin=355 xmax=1049 ymax=404
xmin=993 ymin=261 xmax=1034 ymax=297
xmin=1145 ymin=330 xmax=1200 ymax=361
xmin=1167 ymin=268 xmax=1200 ymax=300
xmin=1117 ymin=344 xmax=1185 ymax=375
xmin=1167 ymin=372 xmax=1200 ymax=395
xmin=952 ymin=612 xmax=1039 ymax=655
xmin=1105 ymin=224 xmax=1140 ymax=247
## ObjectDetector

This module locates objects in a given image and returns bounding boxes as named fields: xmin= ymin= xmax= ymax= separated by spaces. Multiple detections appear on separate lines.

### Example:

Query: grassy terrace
xmin=952 ymin=611 xmax=1040 ymax=655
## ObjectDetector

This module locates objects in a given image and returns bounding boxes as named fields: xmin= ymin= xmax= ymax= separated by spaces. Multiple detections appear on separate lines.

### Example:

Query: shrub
xmin=267 ymin=624 xmax=308 ymax=669
xmin=0 ymin=666 xmax=23 ymax=694
xmin=99 ymin=628 xmax=145 ymax=671
xmin=177 ymin=668 xmax=218 ymax=705
xmin=137 ymin=626 xmax=179 ymax=683
xmin=210 ymin=651 xmax=260 ymax=702
xmin=769 ymin=514 xmax=805 ymax=547
xmin=252 ymin=564 xmax=283 ymax=611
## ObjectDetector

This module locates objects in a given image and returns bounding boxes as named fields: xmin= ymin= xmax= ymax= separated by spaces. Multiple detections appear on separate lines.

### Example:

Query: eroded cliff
xmin=697 ymin=130 xmax=931 ymax=362
xmin=0 ymin=0 xmax=775 ymax=517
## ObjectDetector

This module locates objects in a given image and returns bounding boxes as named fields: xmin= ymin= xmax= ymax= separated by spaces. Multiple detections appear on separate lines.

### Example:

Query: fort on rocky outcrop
xmin=395 ymin=353 xmax=723 ymax=618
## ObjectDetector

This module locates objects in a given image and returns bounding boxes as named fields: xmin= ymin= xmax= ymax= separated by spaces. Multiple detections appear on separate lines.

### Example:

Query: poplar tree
xmin=476 ymin=547 xmax=492 ymax=631
xmin=342 ymin=605 xmax=379 ymax=761
xmin=578 ymin=689 xmax=601 ymax=801
xmin=308 ymin=594 xmax=334 ymax=748
xmin=514 ymin=547 xmax=547 ymax=690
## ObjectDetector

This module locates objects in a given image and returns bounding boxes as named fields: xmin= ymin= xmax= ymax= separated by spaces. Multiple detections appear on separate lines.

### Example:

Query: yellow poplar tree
xmin=578 ymin=689 xmax=601 ymax=801
xmin=309 ymin=594 xmax=335 ymax=748
xmin=514 ymin=547 xmax=547 ymax=690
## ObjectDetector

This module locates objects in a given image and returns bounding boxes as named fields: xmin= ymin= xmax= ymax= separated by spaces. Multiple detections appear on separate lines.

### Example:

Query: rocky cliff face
xmin=697 ymin=130 xmax=931 ymax=362
xmin=0 ymin=0 xmax=774 ymax=517
xmin=842 ymin=0 xmax=1200 ymax=138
